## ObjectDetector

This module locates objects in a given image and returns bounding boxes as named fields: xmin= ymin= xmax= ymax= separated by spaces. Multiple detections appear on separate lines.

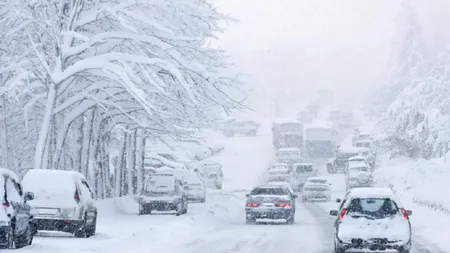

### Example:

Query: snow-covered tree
xmin=0 ymin=0 xmax=242 ymax=197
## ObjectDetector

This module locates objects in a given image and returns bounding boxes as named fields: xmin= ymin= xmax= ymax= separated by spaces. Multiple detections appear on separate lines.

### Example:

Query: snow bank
xmin=374 ymin=153 xmax=450 ymax=251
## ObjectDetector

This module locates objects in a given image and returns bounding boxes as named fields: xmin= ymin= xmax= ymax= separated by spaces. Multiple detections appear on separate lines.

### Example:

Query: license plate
xmin=261 ymin=203 xmax=275 ymax=207
xmin=38 ymin=208 xmax=58 ymax=215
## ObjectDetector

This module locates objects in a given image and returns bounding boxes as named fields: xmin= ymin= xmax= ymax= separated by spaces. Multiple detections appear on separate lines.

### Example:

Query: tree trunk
xmin=80 ymin=108 xmax=95 ymax=178
xmin=34 ymin=81 xmax=57 ymax=170
xmin=135 ymin=129 xmax=145 ymax=194
xmin=126 ymin=131 xmax=136 ymax=195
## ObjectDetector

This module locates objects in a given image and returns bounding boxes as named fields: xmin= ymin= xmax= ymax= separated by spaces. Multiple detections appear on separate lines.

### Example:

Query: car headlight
xmin=59 ymin=208 xmax=77 ymax=218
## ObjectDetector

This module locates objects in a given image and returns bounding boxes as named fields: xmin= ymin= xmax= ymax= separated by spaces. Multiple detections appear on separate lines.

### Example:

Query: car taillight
xmin=277 ymin=202 xmax=291 ymax=207
xmin=74 ymin=188 xmax=80 ymax=203
xmin=2 ymin=202 xmax=9 ymax=208
xmin=339 ymin=208 xmax=347 ymax=220
xmin=246 ymin=202 xmax=260 ymax=207
xmin=400 ymin=208 xmax=409 ymax=220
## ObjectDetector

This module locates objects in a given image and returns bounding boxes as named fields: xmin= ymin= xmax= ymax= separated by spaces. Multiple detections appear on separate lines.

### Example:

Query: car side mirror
xmin=245 ymin=194 xmax=250 ymax=197
xmin=336 ymin=198 xmax=342 ymax=203
xmin=406 ymin=210 xmax=412 ymax=216
xmin=24 ymin=192 xmax=34 ymax=201
xmin=329 ymin=210 xmax=339 ymax=216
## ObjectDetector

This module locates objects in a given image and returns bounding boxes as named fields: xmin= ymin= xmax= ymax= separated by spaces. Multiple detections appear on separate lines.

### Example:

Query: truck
xmin=303 ymin=122 xmax=337 ymax=158
xmin=272 ymin=119 xmax=304 ymax=149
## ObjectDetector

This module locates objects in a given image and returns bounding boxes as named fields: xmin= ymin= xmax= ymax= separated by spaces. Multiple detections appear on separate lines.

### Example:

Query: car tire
xmin=175 ymin=202 xmax=183 ymax=216
xmin=216 ymin=184 xmax=223 ymax=190
xmin=286 ymin=215 xmax=295 ymax=225
xmin=245 ymin=216 xmax=256 ymax=225
xmin=0 ymin=224 xmax=15 ymax=249
xmin=200 ymin=197 xmax=206 ymax=203
xmin=86 ymin=212 xmax=97 ymax=237
xmin=74 ymin=214 xmax=89 ymax=238
xmin=15 ymin=225 xmax=32 ymax=248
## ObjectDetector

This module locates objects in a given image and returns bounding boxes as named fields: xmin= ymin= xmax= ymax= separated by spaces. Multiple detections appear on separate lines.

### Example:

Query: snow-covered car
xmin=196 ymin=160 xmax=223 ymax=189
xmin=306 ymin=176 xmax=329 ymax=185
xmin=184 ymin=171 xmax=206 ymax=202
xmin=268 ymin=162 xmax=289 ymax=171
xmin=330 ymin=188 xmax=412 ymax=253
xmin=327 ymin=147 xmax=370 ymax=174
xmin=222 ymin=120 xmax=260 ymax=137
xmin=144 ymin=153 xmax=187 ymax=170
xmin=290 ymin=163 xmax=317 ymax=191
xmin=346 ymin=156 xmax=370 ymax=172
xmin=0 ymin=169 xmax=34 ymax=248
xmin=154 ymin=150 xmax=194 ymax=166
xmin=275 ymin=148 xmax=302 ymax=164
xmin=175 ymin=141 xmax=212 ymax=160
xmin=245 ymin=185 xmax=297 ymax=224
xmin=180 ymin=138 xmax=224 ymax=154
xmin=22 ymin=170 xmax=97 ymax=238
xmin=302 ymin=182 xmax=331 ymax=202
xmin=137 ymin=173 xmax=188 ymax=216
xmin=345 ymin=164 xmax=373 ymax=191
xmin=267 ymin=166 xmax=291 ymax=182
xmin=354 ymin=140 xmax=376 ymax=164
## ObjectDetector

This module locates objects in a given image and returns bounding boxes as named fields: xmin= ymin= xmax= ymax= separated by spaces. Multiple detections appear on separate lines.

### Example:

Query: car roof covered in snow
xmin=304 ymin=121 xmax=334 ymax=129
xmin=303 ymin=182 xmax=330 ymax=188
xmin=256 ymin=184 xmax=288 ymax=189
xmin=278 ymin=147 xmax=301 ymax=152
xmin=293 ymin=162 xmax=313 ymax=166
xmin=347 ymin=188 xmax=400 ymax=202
xmin=307 ymin=176 xmax=327 ymax=181
xmin=24 ymin=169 xmax=84 ymax=180
xmin=355 ymin=139 xmax=372 ymax=144
xmin=0 ymin=168 xmax=20 ymax=182
xmin=200 ymin=160 xmax=220 ymax=166
xmin=339 ymin=146 xmax=370 ymax=153
xmin=348 ymin=163 xmax=371 ymax=169
xmin=348 ymin=156 xmax=367 ymax=161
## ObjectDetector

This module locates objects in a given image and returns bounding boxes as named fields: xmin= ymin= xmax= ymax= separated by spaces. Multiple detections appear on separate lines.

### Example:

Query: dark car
xmin=0 ymin=169 xmax=34 ymax=248
xmin=245 ymin=185 xmax=297 ymax=225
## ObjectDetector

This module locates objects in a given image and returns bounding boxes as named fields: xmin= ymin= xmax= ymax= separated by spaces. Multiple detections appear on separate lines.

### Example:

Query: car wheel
xmin=175 ymin=202 xmax=183 ymax=216
xmin=200 ymin=197 xmax=206 ymax=203
xmin=334 ymin=239 xmax=344 ymax=253
xmin=245 ymin=216 xmax=256 ymax=225
xmin=286 ymin=215 xmax=295 ymax=225
xmin=216 ymin=184 xmax=223 ymax=190
xmin=15 ymin=225 xmax=32 ymax=248
xmin=0 ymin=224 xmax=15 ymax=249
xmin=74 ymin=214 xmax=89 ymax=238
xmin=87 ymin=212 xmax=97 ymax=237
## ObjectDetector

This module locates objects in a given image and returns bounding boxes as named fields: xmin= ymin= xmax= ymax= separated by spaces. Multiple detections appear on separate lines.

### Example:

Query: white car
xmin=331 ymin=188 xmax=412 ymax=253
xmin=302 ymin=182 xmax=331 ymax=202
xmin=267 ymin=166 xmax=291 ymax=182
xmin=197 ymin=160 xmax=223 ymax=189
xmin=22 ymin=170 xmax=97 ymax=238
xmin=347 ymin=156 xmax=369 ymax=171
xmin=345 ymin=164 xmax=373 ymax=191
xmin=183 ymin=171 xmax=206 ymax=202
xmin=275 ymin=148 xmax=302 ymax=164
xmin=290 ymin=163 xmax=317 ymax=191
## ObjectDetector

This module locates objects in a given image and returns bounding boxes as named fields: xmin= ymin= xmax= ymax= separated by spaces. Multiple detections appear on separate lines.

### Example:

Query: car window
xmin=82 ymin=180 xmax=94 ymax=199
xmin=5 ymin=177 xmax=23 ymax=204
xmin=309 ymin=179 xmax=327 ymax=184
xmin=296 ymin=166 xmax=313 ymax=173
xmin=346 ymin=198 xmax=399 ymax=218
xmin=250 ymin=187 xmax=288 ymax=195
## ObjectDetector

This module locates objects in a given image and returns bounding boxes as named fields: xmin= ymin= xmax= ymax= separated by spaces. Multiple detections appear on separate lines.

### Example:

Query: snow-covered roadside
xmin=373 ymin=153 xmax=450 ymax=252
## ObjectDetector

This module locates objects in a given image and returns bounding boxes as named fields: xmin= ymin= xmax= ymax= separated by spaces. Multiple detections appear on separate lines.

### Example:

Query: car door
xmin=6 ymin=178 xmax=28 ymax=234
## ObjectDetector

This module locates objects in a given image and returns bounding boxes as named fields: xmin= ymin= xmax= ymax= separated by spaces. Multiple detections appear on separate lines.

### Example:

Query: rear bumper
xmin=140 ymin=200 xmax=181 ymax=211
xmin=336 ymin=237 xmax=411 ymax=251
xmin=33 ymin=219 xmax=83 ymax=233
xmin=246 ymin=208 xmax=294 ymax=219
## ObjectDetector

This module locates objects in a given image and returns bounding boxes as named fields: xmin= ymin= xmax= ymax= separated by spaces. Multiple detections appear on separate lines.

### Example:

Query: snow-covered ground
xmin=12 ymin=130 xmax=447 ymax=253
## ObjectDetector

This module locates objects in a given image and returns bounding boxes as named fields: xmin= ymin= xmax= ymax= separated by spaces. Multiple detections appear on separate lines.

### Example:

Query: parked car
xmin=221 ymin=120 xmax=260 ymax=137
xmin=175 ymin=141 xmax=213 ymax=161
xmin=196 ymin=161 xmax=223 ymax=189
xmin=184 ymin=171 xmax=206 ymax=203
xmin=330 ymin=188 xmax=412 ymax=253
xmin=327 ymin=146 xmax=370 ymax=174
xmin=302 ymin=182 xmax=331 ymax=202
xmin=345 ymin=164 xmax=373 ymax=191
xmin=22 ymin=170 xmax=97 ymax=238
xmin=0 ymin=169 xmax=34 ymax=248
xmin=245 ymin=185 xmax=297 ymax=224
xmin=180 ymin=138 xmax=224 ymax=154
xmin=136 ymin=173 xmax=188 ymax=215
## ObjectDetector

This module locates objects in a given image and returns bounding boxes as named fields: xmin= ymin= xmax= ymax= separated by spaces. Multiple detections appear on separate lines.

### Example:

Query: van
xmin=22 ymin=170 xmax=97 ymax=238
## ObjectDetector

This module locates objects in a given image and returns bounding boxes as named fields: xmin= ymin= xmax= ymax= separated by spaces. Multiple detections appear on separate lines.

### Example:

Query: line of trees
xmin=0 ymin=0 xmax=243 ymax=198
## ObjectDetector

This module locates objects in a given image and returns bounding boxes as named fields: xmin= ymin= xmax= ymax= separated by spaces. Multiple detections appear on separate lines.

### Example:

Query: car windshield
xmin=349 ymin=167 xmax=369 ymax=172
xmin=309 ymin=179 xmax=327 ymax=184
xmin=295 ymin=165 xmax=313 ymax=172
xmin=250 ymin=187 xmax=288 ymax=195
xmin=346 ymin=198 xmax=399 ymax=219
xmin=337 ymin=152 xmax=358 ymax=159
xmin=305 ymin=186 xmax=328 ymax=191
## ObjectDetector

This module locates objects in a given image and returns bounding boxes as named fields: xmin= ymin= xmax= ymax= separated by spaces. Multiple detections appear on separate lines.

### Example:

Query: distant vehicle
xmin=297 ymin=110 xmax=313 ymax=123
xmin=267 ymin=181 xmax=295 ymax=196
xmin=221 ymin=120 xmax=260 ymax=137
xmin=275 ymin=148 xmax=302 ymax=164
xmin=330 ymin=188 xmax=412 ymax=253
xmin=302 ymin=182 xmax=331 ymax=202
xmin=327 ymin=146 xmax=371 ymax=174
xmin=22 ymin=170 xmax=97 ymax=238
xmin=0 ymin=169 xmax=34 ymax=248
xmin=272 ymin=119 xmax=303 ymax=149
xmin=136 ymin=173 xmax=188 ymax=216
xmin=268 ymin=162 xmax=289 ymax=171
xmin=354 ymin=140 xmax=376 ymax=166
xmin=306 ymin=176 xmax=330 ymax=185
xmin=345 ymin=164 xmax=373 ymax=191
xmin=303 ymin=122 xmax=338 ymax=158
xmin=267 ymin=166 xmax=291 ymax=182
xmin=347 ymin=156 xmax=370 ymax=171
xmin=185 ymin=176 xmax=206 ymax=203
xmin=290 ymin=163 xmax=316 ymax=191
xmin=245 ymin=185 xmax=297 ymax=224
xmin=196 ymin=160 xmax=223 ymax=189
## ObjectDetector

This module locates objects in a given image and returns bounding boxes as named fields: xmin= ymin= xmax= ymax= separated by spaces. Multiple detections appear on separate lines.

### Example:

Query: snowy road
xmin=12 ymin=133 xmax=445 ymax=253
